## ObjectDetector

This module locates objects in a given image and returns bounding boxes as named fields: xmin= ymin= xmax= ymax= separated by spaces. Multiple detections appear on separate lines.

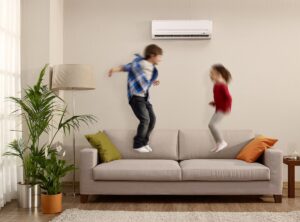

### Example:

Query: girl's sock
xmin=214 ymin=141 xmax=228 ymax=152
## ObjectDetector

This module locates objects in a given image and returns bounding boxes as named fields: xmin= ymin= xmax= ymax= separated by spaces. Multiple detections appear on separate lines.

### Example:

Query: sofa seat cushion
xmin=93 ymin=159 xmax=182 ymax=181
xmin=180 ymin=159 xmax=270 ymax=181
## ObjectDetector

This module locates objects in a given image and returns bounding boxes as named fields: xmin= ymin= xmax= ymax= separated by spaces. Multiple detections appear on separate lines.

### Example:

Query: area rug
xmin=51 ymin=208 xmax=300 ymax=222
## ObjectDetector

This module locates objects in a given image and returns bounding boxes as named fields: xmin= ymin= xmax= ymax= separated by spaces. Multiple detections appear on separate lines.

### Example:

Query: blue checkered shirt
xmin=123 ymin=54 xmax=158 ymax=102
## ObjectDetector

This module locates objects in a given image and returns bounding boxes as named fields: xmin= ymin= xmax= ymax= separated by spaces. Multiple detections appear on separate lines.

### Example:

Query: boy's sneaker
xmin=145 ymin=145 xmax=153 ymax=152
xmin=214 ymin=141 xmax=228 ymax=153
xmin=134 ymin=146 xmax=150 ymax=153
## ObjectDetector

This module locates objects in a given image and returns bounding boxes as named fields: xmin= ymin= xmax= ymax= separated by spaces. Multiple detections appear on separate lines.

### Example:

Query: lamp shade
xmin=51 ymin=64 xmax=95 ymax=90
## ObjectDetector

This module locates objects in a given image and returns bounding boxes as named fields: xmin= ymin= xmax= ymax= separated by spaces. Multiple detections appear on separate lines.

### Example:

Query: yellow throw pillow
xmin=236 ymin=136 xmax=278 ymax=163
xmin=85 ymin=131 xmax=121 ymax=163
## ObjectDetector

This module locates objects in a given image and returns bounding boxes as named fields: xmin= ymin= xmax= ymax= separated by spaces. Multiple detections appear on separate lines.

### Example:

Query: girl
xmin=208 ymin=64 xmax=232 ymax=152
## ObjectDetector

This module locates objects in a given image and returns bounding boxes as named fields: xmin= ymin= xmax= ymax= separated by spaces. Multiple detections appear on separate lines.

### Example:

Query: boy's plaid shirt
xmin=123 ymin=54 xmax=158 ymax=102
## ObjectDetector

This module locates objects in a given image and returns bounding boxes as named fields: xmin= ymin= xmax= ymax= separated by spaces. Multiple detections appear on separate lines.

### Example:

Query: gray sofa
xmin=80 ymin=129 xmax=283 ymax=203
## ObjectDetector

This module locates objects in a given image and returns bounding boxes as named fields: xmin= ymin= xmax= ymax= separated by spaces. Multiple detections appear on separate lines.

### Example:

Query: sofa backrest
xmin=104 ymin=129 xmax=179 ymax=160
xmin=179 ymin=130 xmax=254 ymax=160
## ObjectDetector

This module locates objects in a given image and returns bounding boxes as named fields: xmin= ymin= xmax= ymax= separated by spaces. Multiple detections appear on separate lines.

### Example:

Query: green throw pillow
xmin=85 ymin=131 xmax=121 ymax=163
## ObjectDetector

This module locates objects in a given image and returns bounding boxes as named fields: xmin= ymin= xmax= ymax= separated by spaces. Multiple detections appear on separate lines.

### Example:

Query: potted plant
xmin=37 ymin=151 xmax=74 ymax=214
xmin=3 ymin=65 xmax=52 ymax=208
xmin=4 ymin=140 xmax=42 ymax=208
xmin=4 ymin=64 xmax=95 ymax=210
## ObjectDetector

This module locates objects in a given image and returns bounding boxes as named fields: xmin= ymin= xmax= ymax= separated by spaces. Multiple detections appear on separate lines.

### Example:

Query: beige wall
xmin=50 ymin=0 xmax=64 ymax=65
xmin=21 ymin=0 xmax=50 ymax=87
xmin=21 ymin=0 xmax=50 ymax=147
xmin=21 ymin=0 xmax=63 ymax=84
xmin=21 ymin=0 xmax=300 ymax=181
xmin=21 ymin=0 xmax=65 ymax=173
xmin=63 ymin=0 xmax=300 ymax=181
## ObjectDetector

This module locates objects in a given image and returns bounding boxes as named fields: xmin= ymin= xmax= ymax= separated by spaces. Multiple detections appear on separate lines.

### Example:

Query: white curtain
xmin=0 ymin=0 xmax=21 ymax=209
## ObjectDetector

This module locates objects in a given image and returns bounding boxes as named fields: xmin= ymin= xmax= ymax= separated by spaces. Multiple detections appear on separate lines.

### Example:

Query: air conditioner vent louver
xmin=154 ymin=34 xmax=210 ymax=38
xmin=152 ymin=20 xmax=212 ymax=40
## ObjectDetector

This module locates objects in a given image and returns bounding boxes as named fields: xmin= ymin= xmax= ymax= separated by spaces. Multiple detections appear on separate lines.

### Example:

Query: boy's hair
xmin=212 ymin=64 xmax=232 ymax=83
xmin=144 ymin=44 xmax=163 ymax=59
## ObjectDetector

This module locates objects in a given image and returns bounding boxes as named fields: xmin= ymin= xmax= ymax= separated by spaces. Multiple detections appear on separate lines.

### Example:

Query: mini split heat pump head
xmin=151 ymin=20 xmax=213 ymax=40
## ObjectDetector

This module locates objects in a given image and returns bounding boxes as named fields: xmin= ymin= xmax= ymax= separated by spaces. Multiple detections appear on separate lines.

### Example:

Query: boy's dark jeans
xmin=129 ymin=96 xmax=156 ymax=149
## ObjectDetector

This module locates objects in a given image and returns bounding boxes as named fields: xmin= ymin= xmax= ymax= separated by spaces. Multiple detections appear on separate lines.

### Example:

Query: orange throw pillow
xmin=236 ymin=136 xmax=278 ymax=163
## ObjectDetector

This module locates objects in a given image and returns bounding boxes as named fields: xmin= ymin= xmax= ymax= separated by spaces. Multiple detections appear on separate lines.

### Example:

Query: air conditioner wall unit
xmin=152 ymin=20 xmax=212 ymax=40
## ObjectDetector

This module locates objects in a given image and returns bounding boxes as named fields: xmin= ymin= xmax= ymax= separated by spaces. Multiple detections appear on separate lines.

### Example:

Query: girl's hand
xmin=153 ymin=80 xmax=160 ymax=86
xmin=209 ymin=101 xmax=215 ymax=106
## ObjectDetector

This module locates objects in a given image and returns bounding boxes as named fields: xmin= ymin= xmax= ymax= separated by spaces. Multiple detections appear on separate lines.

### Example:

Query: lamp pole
xmin=72 ymin=90 xmax=77 ymax=197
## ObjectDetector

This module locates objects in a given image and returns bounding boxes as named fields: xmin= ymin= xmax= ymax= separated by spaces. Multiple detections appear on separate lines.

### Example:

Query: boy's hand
xmin=108 ymin=66 xmax=124 ymax=77
xmin=209 ymin=101 xmax=215 ymax=106
xmin=108 ymin=68 xmax=114 ymax=77
xmin=153 ymin=80 xmax=160 ymax=86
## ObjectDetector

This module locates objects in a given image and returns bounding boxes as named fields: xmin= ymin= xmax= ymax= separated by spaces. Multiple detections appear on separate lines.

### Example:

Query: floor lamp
xmin=50 ymin=64 xmax=95 ymax=196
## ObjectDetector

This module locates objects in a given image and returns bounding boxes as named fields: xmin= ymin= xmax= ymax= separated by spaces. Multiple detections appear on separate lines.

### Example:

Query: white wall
xmin=63 ymin=0 xmax=300 ymax=181
xmin=21 ymin=0 xmax=50 ymax=144
xmin=50 ymin=0 xmax=64 ymax=65
xmin=21 ymin=0 xmax=63 ymax=85
xmin=21 ymin=0 xmax=50 ymax=87
xmin=49 ymin=0 xmax=65 ymax=146
xmin=21 ymin=0 xmax=65 ymax=175
xmin=21 ymin=0 xmax=300 ymax=182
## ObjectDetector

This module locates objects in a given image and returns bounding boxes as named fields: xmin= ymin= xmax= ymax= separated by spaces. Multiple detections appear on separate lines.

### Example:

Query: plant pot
xmin=17 ymin=183 xmax=40 ymax=208
xmin=31 ymin=184 xmax=41 ymax=207
xmin=41 ymin=193 xmax=62 ymax=214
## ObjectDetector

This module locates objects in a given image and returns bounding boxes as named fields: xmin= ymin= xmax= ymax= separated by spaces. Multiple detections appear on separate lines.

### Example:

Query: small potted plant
xmin=37 ymin=150 xmax=74 ymax=214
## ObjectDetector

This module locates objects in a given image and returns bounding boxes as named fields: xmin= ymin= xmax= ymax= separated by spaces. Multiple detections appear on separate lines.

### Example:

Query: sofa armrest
xmin=80 ymin=148 xmax=98 ymax=194
xmin=263 ymin=149 xmax=283 ymax=192
xmin=80 ymin=148 xmax=98 ymax=169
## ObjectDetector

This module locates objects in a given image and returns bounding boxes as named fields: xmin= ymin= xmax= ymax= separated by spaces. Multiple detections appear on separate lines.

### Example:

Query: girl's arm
xmin=209 ymin=101 xmax=215 ymax=106
xmin=222 ymin=85 xmax=231 ymax=100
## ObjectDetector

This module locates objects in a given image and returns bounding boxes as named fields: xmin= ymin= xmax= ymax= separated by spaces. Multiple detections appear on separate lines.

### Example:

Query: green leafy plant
xmin=4 ymin=139 xmax=30 ymax=184
xmin=37 ymin=151 xmax=75 ymax=195
xmin=4 ymin=64 xmax=96 ymax=189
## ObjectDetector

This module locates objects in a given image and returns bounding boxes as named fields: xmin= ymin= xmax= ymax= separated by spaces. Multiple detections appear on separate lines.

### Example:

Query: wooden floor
xmin=0 ymin=187 xmax=299 ymax=222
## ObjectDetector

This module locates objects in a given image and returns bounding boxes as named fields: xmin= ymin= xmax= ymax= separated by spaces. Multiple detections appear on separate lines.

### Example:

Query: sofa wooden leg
xmin=273 ymin=195 xmax=282 ymax=203
xmin=80 ymin=194 xmax=89 ymax=203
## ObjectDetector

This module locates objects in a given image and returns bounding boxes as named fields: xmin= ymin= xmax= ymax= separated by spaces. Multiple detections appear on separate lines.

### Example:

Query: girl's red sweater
xmin=213 ymin=83 xmax=232 ymax=113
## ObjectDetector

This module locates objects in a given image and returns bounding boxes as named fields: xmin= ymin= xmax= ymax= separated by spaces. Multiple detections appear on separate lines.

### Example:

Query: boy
xmin=108 ymin=44 xmax=163 ymax=153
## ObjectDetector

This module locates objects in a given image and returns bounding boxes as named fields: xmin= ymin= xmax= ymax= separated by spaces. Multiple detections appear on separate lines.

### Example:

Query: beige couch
xmin=80 ymin=130 xmax=283 ymax=203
